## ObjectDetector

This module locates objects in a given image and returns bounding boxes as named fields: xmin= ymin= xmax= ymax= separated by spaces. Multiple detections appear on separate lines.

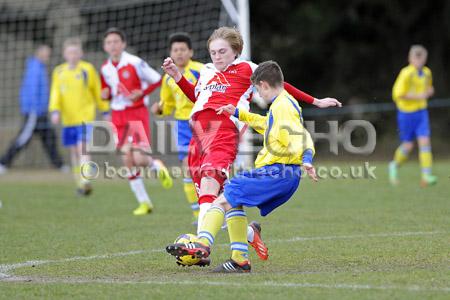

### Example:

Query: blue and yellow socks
xmin=419 ymin=145 xmax=433 ymax=179
xmin=197 ymin=205 xmax=225 ymax=247
xmin=225 ymin=208 xmax=249 ymax=264
xmin=393 ymin=144 xmax=410 ymax=166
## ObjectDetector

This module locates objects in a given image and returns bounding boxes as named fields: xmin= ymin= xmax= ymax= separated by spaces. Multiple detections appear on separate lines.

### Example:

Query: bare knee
xmin=212 ymin=194 xmax=232 ymax=212
xmin=199 ymin=176 xmax=220 ymax=197
xmin=417 ymin=137 xmax=431 ymax=148
xmin=401 ymin=142 xmax=414 ymax=153
xmin=120 ymin=146 xmax=134 ymax=169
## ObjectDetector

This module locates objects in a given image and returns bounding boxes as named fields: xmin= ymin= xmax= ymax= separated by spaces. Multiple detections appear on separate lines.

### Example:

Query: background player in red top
xmin=101 ymin=28 xmax=173 ymax=216
xmin=162 ymin=27 xmax=341 ymax=259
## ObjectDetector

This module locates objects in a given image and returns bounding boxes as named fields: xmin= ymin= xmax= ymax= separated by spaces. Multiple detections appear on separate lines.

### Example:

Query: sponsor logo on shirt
xmin=204 ymin=73 xmax=230 ymax=93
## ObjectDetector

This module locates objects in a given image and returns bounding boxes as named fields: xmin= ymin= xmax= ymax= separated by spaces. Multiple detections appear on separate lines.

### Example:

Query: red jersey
xmin=176 ymin=58 xmax=315 ymax=120
xmin=100 ymin=51 xmax=161 ymax=111
xmin=191 ymin=59 xmax=257 ymax=116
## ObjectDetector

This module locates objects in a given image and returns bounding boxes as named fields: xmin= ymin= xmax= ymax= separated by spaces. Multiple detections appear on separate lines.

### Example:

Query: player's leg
xmin=133 ymin=107 xmax=172 ymax=189
xmin=132 ymin=146 xmax=172 ymax=189
xmin=193 ymin=114 xmax=236 ymax=232
xmin=0 ymin=113 xmax=37 ymax=171
xmin=198 ymin=192 xmax=251 ymax=273
xmin=195 ymin=158 xmax=261 ymax=253
xmin=389 ymin=111 xmax=415 ymax=185
xmin=197 ymin=193 xmax=230 ymax=247
xmin=71 ymin=144 xmax=91 ymax=196
xmin=198 ymin=194 xmax=267 ymax=259
xmin=187 ymin=111 xmax=264 ymax=258
xmin=224 ymin=164 xmax=303 ymax=264
xmin=60 ymin=126 xmax=84 ymax=195
xmin=394 ymin=142 xmax=414 ymax=165
xmin=112 ymin=112 xmax=151 ymax=214
xmin=417 ymin=136 xmax=436 ymax=186
xmin=223 ymin=206 xmax=250 ymax=265
xmin=416 ymin=110 xmax=436 ymax=186
xmin=186 ymin=138 xmax=211 ymax=232
xmin=74 ymin=125 xmax=94 ymax=195
xmin=389 ymin=141 xmax=414 ymax=185
xmin=166 ymin=194 xmax=230 ymax=260
xmin=38 ymin=115 xmax=64 ymax=169
xmin=177 ymin=120 xmax=198 ymax=224
xmin=197 ymin=174 xmax=222 ymax=232
xmin=69 ymin=145 xmax=79 ymax=186
xmin=182 ymin=157 xmax=199 ymax=224
xmin=122 ymin=145 xmax=154 ymax=215
xmin=77 ymin=142 xmax=93 ymax=196
xmin=152 ymin=157 xmax=173 ymax=189
xmin=193 ymin=160 xmax=266 ymax=258
xmin=178 ymin=168 xmax=269 ymax=270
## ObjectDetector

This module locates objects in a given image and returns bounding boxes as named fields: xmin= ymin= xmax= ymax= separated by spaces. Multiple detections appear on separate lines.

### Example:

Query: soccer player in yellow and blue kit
xmin=151 ymin=33 xmax=203 ymax=223
xmin=166 ymin=61 xmax=319 ymax=273
xmin=49 ymin=38 xmax=110 ymax=195
xmin=389 ymin=45 xmax=437 ymax=187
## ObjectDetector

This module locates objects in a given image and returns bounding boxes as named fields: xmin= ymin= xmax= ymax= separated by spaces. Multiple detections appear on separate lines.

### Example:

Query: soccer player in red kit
xmin=101 ymin=27 xmax=173 ymax=216
xmin=162 ymin=27 xmax=341 ymax=260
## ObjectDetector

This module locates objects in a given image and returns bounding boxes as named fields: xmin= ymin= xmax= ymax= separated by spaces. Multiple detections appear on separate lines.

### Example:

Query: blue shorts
xmin=176 ymin=120 xmax=193 ymax=161
xmin=224 ymin=164 xmax=301 ymax=216
xmin=397 ymin=109 xmax=430 ymax=142
xmin=62 ymin=125 xmax=92 ymax=147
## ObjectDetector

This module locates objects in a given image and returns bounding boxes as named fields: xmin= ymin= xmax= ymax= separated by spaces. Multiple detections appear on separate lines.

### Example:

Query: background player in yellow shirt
xmin=151 ymin=33 xmax=203 ymax=224
xmin=49 ymin=38 xmax=110 ymax=195
xmin=166 ymin=61 xmax=319 ymax=273
xmin=389 ymin=45 xmax=437 ymax=187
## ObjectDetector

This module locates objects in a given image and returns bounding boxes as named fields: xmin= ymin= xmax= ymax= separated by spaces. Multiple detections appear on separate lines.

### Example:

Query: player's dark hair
xmin=251 ymin=61 xmax=284 ymax=88
xmin=103 ymin=27 xmax=126 ymax=42
xmin=168 ymin=32 xmax=192 ymax=50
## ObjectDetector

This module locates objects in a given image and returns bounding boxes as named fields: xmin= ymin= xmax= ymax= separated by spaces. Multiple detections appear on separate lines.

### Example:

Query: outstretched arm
xmin=216 ymin=104 xmax=267 ymax=135
xmin=162 ymin=57 xmax=196 ymax=102
xmin=142 ymin=79 xmax=162 ymax=96
xmin=284 ymin=82 xmax=342 ymax=108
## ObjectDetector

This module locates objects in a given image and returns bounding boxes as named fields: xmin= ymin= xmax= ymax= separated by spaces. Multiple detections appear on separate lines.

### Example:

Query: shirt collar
xmin=181 ymin=60 xmax=193 ymax=73
xmin=271 ymin=90 xmax=288 ymax=103
xmin=109 ymin=51 xmax=128 ymax=68
xmin=221 ymin=57 xmax=243 ymax=72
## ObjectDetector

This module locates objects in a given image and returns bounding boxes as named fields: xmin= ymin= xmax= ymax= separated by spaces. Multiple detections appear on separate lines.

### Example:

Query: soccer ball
xmin=173 ymin=233 xmax=201 ymax=266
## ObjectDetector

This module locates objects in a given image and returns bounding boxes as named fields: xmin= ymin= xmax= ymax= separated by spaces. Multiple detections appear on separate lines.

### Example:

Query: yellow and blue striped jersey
xmin=237 ymin=90 xmax=315 ymax=168
xmin=49 ymin=60 xmax=109 ymax=126
xmin=159 ymin=60 xmax=203 ymax=120
xmin=392 ymin=64 xmax=433 ymax=113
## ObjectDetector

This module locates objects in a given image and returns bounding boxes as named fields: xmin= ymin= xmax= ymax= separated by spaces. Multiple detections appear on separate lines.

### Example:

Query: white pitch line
xmin=0 ymin=249 xmax=162 ymax=279
xmin=3 ymin=277 xmax=450 ymax=293
xmin=0 ymin=230 xmax=446 ymax=281
xmin=272 ymin=230 xmax=446 ymax=243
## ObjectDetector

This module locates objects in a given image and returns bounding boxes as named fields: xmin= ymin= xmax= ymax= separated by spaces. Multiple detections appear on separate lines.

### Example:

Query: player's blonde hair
xmin=63 ymin=37 xmax=82 ymax=50
xmin=207 ymin=27 xmax=243 ymax=56
xmin=409 ymin=44 xmax=427 ymax=60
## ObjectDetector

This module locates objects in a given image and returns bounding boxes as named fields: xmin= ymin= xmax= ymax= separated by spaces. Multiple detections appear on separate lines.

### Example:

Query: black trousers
xmin=0 ymin=113 xmax=63 ymax=168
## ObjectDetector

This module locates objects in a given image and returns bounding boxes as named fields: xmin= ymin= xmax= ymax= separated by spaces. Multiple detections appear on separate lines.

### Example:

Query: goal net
xmin=0 ymin=0 xmax=237 ymax=168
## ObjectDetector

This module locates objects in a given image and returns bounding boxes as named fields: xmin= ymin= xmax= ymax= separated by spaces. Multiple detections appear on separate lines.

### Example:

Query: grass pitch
xmin=0 ymin=161 xmax=449 ymax=299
